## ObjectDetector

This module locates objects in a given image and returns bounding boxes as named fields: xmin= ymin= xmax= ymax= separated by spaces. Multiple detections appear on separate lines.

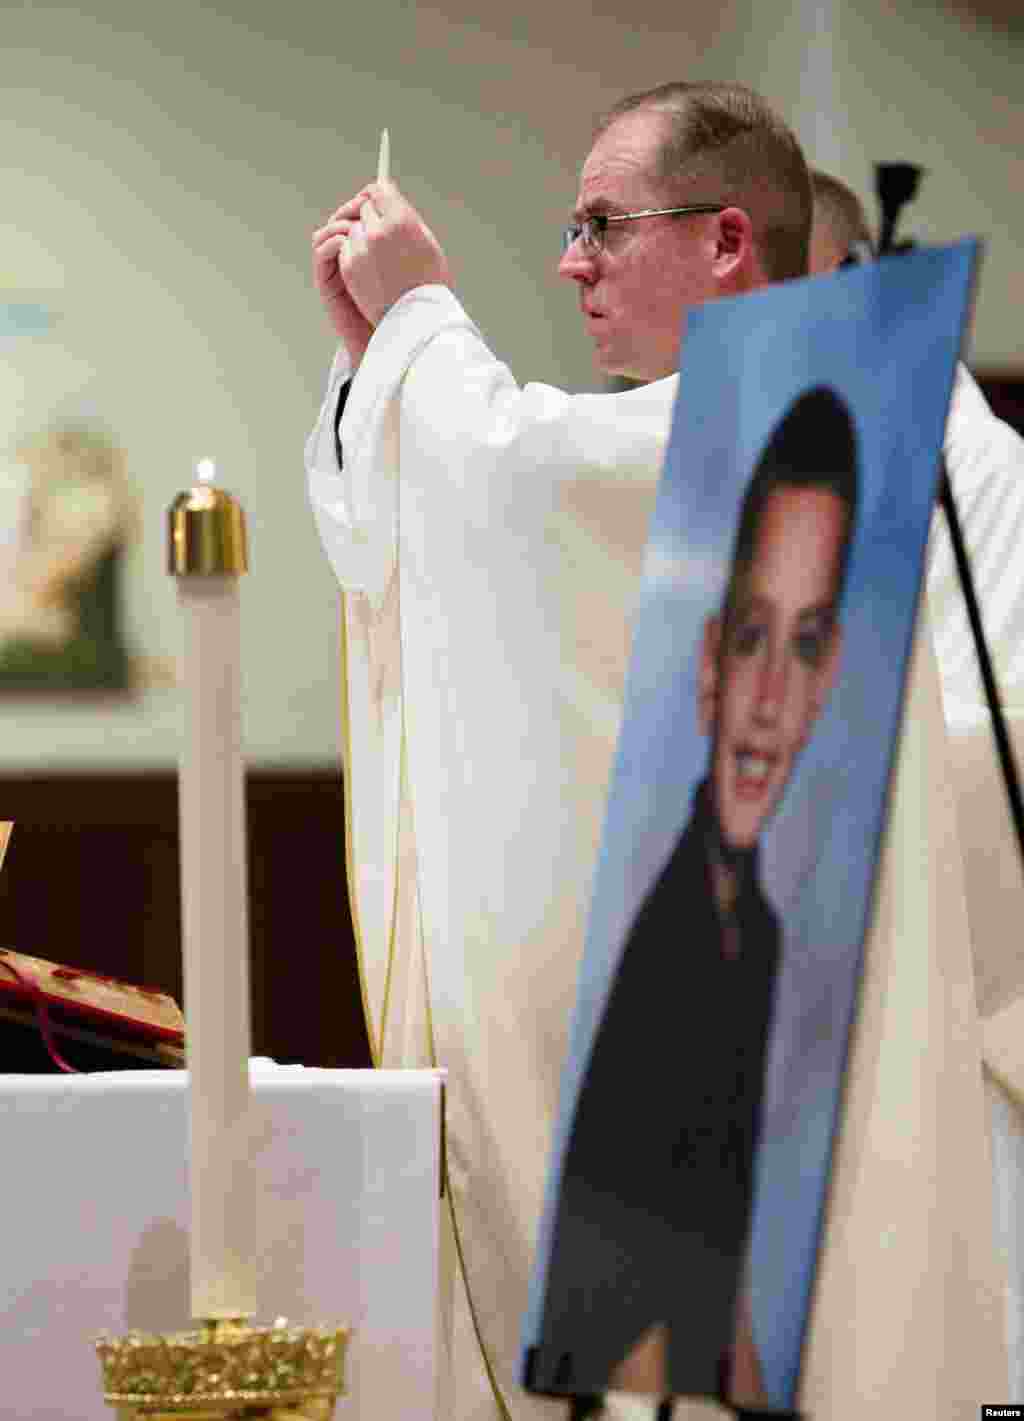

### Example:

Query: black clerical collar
xmin=694 ymin=778 xmax=760 ymax=901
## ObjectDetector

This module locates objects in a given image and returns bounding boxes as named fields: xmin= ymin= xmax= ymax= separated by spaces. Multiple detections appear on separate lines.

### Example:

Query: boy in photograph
xmin=529 ymin=384 xmax=859 ymax=1412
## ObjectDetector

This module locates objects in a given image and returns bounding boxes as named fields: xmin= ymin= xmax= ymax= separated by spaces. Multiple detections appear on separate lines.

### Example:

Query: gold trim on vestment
xmin=376 ymin=716 xmax=403 ymax=1063
xmin=414 ymin=742 xmax=513 ymax=1421
xmin=339 ymin=595 xmax=382 ymax=1068
xmin=337 ymin=378 xmax=513 ymax=1418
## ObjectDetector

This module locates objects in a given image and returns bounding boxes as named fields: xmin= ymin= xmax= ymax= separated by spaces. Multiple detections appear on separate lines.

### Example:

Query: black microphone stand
xmin=874 ymin=162 xmax=1024 ymax=879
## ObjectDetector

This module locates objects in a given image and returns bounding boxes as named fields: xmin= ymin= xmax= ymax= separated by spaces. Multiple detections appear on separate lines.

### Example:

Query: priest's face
xmin=698 ymin=485 xmax=847 ymax=851
xmin=559 ymin=110 xmax=723 ymax=383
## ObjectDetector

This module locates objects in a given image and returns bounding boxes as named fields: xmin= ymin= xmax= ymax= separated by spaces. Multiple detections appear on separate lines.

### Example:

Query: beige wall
xmin=0 ymin=0 xmax=1019 ymax=768
xmin=826 ymin=0 xmax=1024 ymax=370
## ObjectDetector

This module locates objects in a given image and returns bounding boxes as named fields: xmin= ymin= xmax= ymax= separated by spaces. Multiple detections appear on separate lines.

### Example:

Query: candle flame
xmin=196 ymin=459 xmax=216 ymax=485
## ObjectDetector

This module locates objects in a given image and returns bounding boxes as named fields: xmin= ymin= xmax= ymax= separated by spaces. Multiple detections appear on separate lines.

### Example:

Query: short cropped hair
xmin=811 ymin=169 xmax=875 ymax=255
xmin=725 ymin=385 xmax=859 ymax=623
xmin=597 ymin=81 xmax=812 ymax=282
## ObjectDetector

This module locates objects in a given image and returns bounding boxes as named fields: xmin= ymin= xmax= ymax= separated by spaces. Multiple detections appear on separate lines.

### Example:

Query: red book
xmin=0 ymin=947 xmax=185 ymax=1072
xmin=0 ymin=822 xmax=185 ymax=1070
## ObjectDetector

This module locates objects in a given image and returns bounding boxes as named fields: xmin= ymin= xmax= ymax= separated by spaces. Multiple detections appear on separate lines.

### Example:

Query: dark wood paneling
xmin=0 ymin=769 xmax=371 ymax=1069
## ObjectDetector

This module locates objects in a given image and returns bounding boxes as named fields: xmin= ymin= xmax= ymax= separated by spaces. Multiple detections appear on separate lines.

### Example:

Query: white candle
xmin=377 ymin=128 xmax=390 ymax=183
xmin=171 ymin=461 xmax=256 ymax=1320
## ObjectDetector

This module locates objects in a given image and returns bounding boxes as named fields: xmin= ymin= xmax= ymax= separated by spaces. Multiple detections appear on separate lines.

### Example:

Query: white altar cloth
xmin=0 ymin=1063 xmax=442 ymax=1420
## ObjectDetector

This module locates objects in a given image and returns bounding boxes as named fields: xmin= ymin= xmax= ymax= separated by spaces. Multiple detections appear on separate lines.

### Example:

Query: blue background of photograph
xmin=522 ymin=242 xmax=978 ymax=1409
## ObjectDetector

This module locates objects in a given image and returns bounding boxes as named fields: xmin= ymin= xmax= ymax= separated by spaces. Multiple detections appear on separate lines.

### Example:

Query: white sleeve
xmin=307 ymin=284 xmax=670 ymax=612
xmin=305 ymin=286 xmax=543 ymax=610
xmin=927 ymin=364 xmax=1024 ymax=718
xmin=304 ymin=343 xmax=366 ymax=584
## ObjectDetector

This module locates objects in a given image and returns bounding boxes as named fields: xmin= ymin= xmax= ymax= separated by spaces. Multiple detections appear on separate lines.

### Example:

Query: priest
xmin=306 ymin=81 xmax=1010 ymax=1419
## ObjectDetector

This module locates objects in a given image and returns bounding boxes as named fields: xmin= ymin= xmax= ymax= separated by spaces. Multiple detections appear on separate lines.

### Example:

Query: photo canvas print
xmin=522 ymin=242 xmax=978 ymax=1413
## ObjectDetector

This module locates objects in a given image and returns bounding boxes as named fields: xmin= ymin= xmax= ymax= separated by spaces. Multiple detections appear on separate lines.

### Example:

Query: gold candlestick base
xmin=96 ymin=1316 xmax=349 ymax=1419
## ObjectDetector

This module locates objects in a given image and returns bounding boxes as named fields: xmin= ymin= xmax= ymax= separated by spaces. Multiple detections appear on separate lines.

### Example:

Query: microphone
xmin=875 ymin=162 xmax=924 ymax=255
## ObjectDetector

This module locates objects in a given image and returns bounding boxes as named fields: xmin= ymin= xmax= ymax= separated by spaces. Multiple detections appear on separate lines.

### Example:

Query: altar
xmin=0 ymin=1063 xmax=443 ymax=1420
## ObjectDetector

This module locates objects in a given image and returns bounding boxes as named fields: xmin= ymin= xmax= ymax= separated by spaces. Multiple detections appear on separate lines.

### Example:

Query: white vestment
xmin=306 ymin=284 xmax=1021 ymax=1419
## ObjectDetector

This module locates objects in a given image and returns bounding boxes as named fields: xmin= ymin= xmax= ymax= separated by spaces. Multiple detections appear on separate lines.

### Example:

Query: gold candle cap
xmin=168 ymin=480 xmax=248 ymax=577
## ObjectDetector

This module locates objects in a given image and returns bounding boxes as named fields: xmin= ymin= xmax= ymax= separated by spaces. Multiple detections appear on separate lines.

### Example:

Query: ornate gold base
xmin=110 ymin=1404 xmax=333 ymax=1420
xmin=111 ymin=1408 xmax=333 ymax=1420
xmin=96 ymin=1317 xmax=349 ymax=1419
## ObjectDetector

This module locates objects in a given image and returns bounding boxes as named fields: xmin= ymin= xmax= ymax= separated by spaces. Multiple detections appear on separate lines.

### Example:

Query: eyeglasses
xmin=561 ymin=205 xmax=726 ymax=255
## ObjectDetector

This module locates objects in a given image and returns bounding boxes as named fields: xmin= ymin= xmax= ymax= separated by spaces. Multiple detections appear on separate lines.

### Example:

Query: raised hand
xmin=312 ymin=186 xmax=376 ymax=367
xmin=313 ymin=181 xmax=452 ymax=366
xmin=335 ymin=182 xmax=452 ymax=326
